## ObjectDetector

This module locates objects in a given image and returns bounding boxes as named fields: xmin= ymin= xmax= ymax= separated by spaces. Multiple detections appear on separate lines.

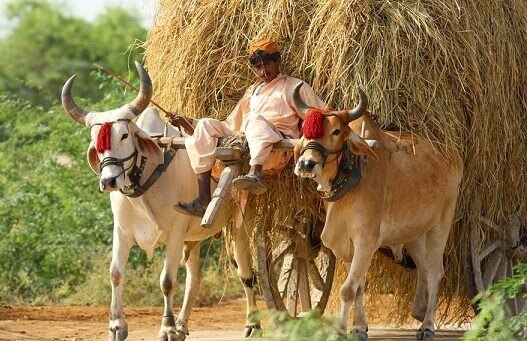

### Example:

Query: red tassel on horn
xmin=96 ymin=122 xmax=112 ymax=153
xmin=301 ymin=110 xmax=325 ymax=139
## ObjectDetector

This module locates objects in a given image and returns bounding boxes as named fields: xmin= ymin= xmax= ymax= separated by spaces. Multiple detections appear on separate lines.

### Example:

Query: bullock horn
xmin=292 ymin=82 xmax=313 ymax=116
xmin=345 ymin=87 xmax=368 ymax=123
xmin=127 ymin=61 xmax=153 ymax=116
xmin=61 ymin=74 xmax=89 ymax=125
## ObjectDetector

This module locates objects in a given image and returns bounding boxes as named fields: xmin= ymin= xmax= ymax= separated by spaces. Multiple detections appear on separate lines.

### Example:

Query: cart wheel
xmin=257 ymin=214 xmax=335 ymax=317
xmin=465 ymin=215 xmax=527 ymax=314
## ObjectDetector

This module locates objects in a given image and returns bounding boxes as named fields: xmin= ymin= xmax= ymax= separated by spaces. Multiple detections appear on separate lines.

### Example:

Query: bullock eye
xmin=121 ymin=133 xmax=129 ymax=141
xmin=332 ymin=129 xmax=341 ymax=136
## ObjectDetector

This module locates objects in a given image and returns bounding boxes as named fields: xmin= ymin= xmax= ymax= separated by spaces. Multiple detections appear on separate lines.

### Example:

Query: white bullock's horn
xmin=345 ymin=87 xmax=368 ymax=123
xmin=292 ymin=82 xmax=313 ymax=116
xmin=61 ymin=74 xmax=89 ymax=125
xmin=127 ymin=61 xmax=153 ymax=116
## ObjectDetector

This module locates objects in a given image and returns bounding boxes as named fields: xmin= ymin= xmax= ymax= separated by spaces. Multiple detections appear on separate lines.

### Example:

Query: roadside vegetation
xmin=0 ymin=0 xmax=242 ymax=306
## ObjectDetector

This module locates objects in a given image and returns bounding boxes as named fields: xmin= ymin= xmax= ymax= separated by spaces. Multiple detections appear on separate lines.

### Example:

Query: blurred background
xmin=0 ymin=0 xmax=237 ymax=307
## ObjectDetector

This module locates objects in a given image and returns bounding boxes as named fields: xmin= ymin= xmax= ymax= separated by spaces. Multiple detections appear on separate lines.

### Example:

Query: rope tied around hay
xmin=302 ymin=109 xmax=325 ymax=139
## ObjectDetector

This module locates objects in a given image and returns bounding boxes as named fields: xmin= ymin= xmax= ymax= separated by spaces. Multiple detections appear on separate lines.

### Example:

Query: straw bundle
xmin=143 ymin=0 xmax=527 ymax=322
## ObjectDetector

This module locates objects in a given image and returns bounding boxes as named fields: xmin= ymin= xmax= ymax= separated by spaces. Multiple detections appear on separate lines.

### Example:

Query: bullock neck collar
xmin=119 ymin=148 xmax=177 ymax=198
xmin=320 ymin=143 xmax=362 ymax=202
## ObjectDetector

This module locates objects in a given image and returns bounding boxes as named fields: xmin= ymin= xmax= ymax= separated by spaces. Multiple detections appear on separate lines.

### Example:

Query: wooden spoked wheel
xmin=465 ymin=215 xmax=527 ymax=314
xmin=257 ymin=214 xmax=335 ymax=317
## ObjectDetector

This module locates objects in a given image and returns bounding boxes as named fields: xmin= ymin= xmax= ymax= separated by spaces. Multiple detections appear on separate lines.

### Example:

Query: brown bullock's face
xmin=294 ymin=111 xmax=378 ymax=192
xmin=294 ymin=112 xmax=349 ymax=190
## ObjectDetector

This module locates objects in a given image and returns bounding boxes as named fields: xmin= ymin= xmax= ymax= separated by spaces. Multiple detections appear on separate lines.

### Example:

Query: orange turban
xmin=248 ymin=39 xmax=279 ymax=55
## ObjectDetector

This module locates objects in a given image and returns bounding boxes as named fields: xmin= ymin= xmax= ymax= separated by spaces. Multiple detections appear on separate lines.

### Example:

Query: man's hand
xmin=369 ymin=109 xmax=380 ymax=126
xmin=167 ymin=113 xmax=195 ymax=135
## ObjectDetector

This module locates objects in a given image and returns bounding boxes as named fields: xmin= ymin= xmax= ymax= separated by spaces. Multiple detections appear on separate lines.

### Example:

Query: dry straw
xmin=142 ymin=0 xmax=527 ymax=323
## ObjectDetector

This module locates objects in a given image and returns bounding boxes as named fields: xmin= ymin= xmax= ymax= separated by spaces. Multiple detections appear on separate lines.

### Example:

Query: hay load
xmin=143 ymin=0 xmax=527 ymax=322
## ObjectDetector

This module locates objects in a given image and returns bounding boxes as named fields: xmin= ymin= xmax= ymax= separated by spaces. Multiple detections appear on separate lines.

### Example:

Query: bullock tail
xmin=377 ymin=247 xmax=416 ymax=270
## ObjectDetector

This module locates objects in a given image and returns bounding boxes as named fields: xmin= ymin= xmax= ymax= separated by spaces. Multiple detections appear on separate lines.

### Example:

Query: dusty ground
xmin=0 ymin=299 xmax=468 ymax=341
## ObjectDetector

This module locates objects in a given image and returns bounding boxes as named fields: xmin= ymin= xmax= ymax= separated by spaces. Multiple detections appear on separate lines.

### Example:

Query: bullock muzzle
xmin=295 ymin=141 xmax=342 ymax=177
xmin=99 ymin=150 xmax=138 ymax=192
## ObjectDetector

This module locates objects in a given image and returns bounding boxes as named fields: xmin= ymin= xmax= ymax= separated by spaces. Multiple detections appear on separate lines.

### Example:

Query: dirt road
xmin=0 ymin=299 xmax=467 ymax=341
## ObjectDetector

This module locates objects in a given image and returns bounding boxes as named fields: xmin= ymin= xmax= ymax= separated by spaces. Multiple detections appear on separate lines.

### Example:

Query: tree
xmin=0 ymin=0 xmax=147 ymax=107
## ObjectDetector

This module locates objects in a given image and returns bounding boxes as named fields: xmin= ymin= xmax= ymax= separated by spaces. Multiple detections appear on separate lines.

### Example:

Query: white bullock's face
xmin=90 ymin=120 xmax=136 ymax=192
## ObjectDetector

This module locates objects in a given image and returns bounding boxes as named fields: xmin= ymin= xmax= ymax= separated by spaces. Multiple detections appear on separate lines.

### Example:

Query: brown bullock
xmin=292 ymin=83 xmax=463 ymax=341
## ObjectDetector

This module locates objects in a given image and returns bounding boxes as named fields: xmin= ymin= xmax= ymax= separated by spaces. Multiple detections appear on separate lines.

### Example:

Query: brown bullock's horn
xmin=292 ymin=82 xmax=313 ymax=116
xmin=62 ymin=74 xmax=89 ymax=125
xmin=345 ymin=87 xmax=368 ymax=123
xmin=128 ymin=61 xmax=153 ymax=116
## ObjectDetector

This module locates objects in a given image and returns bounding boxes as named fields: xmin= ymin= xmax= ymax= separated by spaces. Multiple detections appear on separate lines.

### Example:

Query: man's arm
xmin=224 ymin=86 xmax=254 ymax=131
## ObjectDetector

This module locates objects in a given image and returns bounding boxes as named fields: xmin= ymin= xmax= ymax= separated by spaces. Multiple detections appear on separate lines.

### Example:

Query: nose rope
xmin=99 ymin=150 xmax=138 ymax=178
xmin=300 ymin=141 xmax=342 ymax=167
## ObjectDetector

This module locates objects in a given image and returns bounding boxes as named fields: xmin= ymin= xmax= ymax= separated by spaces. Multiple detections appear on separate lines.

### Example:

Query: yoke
xmin=153 ymin=136 xmax=299 ymax=227
xmin=153 ymin=136 xmax=377 ymax=228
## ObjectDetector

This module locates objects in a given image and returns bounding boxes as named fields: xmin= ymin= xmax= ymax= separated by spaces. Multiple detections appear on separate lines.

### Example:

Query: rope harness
xmin=299 ymin=113 xmax=364 ymax=202
xmin=93 ymin=120 xmax=178 ymax=198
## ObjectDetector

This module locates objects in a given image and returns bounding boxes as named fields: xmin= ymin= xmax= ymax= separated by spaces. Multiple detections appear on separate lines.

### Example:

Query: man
xmin=174 ymin=38 xmax=325 ymax=218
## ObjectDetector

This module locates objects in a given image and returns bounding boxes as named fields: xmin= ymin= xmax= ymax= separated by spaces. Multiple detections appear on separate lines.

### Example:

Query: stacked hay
xmin=143 ymin=0 xmax=527 ymax=323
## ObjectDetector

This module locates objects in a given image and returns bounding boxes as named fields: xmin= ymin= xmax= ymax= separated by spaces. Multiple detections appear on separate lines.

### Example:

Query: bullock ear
xmin=86 ymin=141 xmax=101 ymax=175
xmin=346 ymin=131 xmax=379 ymax=161
xmin=134 ymin=128 xmax=163 ymax=165
xmin=294 ymin=136 xmax=304 ymax=163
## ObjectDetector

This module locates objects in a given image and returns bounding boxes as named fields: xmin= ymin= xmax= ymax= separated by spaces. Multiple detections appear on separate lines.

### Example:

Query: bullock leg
xmin=158 ymin=235 xmax=186 ymax=341
xmin=108 ymin=227 xmax=134 ymax=341
xmin=339 ymin=245 xmax=376 ymax=338
xmin=175 ymin=242 xmax=201 ymax=338
xmin=415 ymin=227 xmax=450 ymax=340
xmin=351 ymin=279 xmax=368 ymax=341
xmin=405 ymin=238 xmax=428 ymax=322
xmin=233 ymin=214 xmax=261 ymax=338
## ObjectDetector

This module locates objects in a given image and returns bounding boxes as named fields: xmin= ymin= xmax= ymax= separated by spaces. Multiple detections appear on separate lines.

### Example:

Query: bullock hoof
xmin=173 ymin=199 xmax=205 ymax=217
xmin=351 ymin=329 xmax=368 ymax=341
xmin=108 ymin=324 xmax=128 ymax=341
xmin=242 ymin=323 xmax=262 ymax=338
xmin=330 ymin=330 xmax=351 ymax=341
xmin=157 ymin=330 xmax=186 ymax=341
xmin=416 ymin=328 xmax=434 ymax=340
xmin=232 ymin=175 xmax=267 ymax=195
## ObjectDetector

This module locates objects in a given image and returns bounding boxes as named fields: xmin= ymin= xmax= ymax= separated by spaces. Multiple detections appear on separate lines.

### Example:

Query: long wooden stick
xmin=93 ymin=63 xmax=194 ymax=134
xmin=93 ymin=63 xmax=169 ymax=114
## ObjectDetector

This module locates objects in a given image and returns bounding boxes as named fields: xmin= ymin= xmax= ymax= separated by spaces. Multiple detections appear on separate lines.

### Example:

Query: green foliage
xmin=0 ymin=0 xmax=146 ymax=108
xmin=464 ymin=263 xmax=527 ymax=341
xmin=0 ymin=76 xmax=239 ymax=304
xmin=67 ymin=240 xmax=243 ymax=307
xmin=0 ymin=0 xmax=237 ymax=305
xmin=0 ymin=93 xmax=111 ymax=302
xmin=258 ymin=309 xmax=343 ymax=341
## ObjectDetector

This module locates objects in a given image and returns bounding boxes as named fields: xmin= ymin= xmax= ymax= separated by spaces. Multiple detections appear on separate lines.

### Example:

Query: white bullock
xmin=292 ymin=83 xmax=463 ymax=341
xmin=61 ymin=62 xmax=260 ymax=341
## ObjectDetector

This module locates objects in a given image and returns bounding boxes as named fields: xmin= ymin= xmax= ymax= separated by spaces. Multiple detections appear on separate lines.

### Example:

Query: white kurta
xmin=185 ymin=74 xmax=325 ymax=173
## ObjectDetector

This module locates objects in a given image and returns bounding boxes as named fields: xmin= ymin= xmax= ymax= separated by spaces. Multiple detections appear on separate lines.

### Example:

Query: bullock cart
xmin=154 ymin=133 xmax=336 ymax=318
xmin=465 ymin=214 xmax=527 ymax=314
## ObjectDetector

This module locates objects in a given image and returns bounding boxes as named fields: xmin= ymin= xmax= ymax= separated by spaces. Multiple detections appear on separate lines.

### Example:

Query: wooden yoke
xmin=154 ymin=137 xmax=299 ymax=228
xmin=153 ymin=136 xmax=376 ymax=228
xmin=153 ymin=136 xmax=298 ymax=151
xmin=202 ymin=139 xmax=299 ymax=228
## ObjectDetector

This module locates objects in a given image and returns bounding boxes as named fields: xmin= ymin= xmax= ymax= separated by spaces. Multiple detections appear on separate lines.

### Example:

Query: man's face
xmin=252 ymin=60 xmax=280 ymax=83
